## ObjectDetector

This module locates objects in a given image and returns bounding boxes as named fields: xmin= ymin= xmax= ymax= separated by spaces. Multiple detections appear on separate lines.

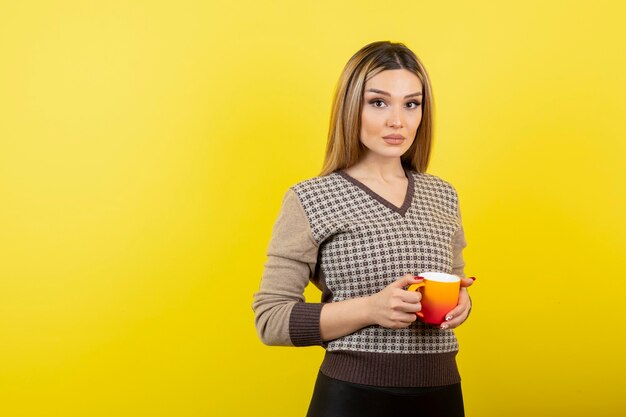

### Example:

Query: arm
xmin=442 ymin=200 xmax=474 ymax=329
xmin=320 ymin=274 xmax=425 ymax=341
xmin=252 ymin=188 xmax=324 ymax=346
xmin=252 ymin=188 xmax=426 ymax=345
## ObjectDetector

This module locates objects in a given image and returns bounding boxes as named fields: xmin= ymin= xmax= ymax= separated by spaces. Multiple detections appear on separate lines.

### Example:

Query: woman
xmin=252 ymin=40 xmax=475 ymax=417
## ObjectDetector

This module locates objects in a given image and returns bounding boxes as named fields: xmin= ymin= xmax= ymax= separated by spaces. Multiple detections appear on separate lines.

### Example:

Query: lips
xmin=383 ymin=134 xmax=405 ymax=145
xmin=383 ymin=137 xmax=404 ymax=145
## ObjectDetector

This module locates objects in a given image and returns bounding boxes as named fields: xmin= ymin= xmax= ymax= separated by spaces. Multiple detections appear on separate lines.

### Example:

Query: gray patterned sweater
xmin=252 ymin=167 xmax=468 ymax=387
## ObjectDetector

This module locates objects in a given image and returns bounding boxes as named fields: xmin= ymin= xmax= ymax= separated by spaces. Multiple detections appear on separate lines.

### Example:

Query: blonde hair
xmin=319 ymin=41 xmax=435 ymax=176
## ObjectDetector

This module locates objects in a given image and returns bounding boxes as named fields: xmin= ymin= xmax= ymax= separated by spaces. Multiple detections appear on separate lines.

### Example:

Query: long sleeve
xmin=252 ymin=188 xmax=325 ymax=347
xmin=451 ymin=200 xmax=468 ymax=278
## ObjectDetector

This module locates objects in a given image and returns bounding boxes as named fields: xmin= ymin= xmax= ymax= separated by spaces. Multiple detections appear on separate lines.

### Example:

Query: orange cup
xmin=407 ymin=272 xmax=460 ymax=325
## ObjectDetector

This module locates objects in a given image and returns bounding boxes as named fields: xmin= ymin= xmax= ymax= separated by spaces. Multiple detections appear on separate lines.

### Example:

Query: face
xmin=360 ymin=69 xmax=423 ymax=162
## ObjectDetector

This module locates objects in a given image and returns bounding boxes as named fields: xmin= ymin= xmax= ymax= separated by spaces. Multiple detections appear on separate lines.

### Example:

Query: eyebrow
xmin=365 ymin=88 xmax=423 ymax=98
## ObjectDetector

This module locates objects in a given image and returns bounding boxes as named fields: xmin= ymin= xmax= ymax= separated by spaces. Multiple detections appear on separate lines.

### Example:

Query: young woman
xmin=252 ymin=40 xmax=475 ymax=417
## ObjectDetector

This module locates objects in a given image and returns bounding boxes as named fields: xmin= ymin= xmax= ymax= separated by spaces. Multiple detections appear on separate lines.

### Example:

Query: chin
xmin=373 ymin=150 xmax=408 ymax=159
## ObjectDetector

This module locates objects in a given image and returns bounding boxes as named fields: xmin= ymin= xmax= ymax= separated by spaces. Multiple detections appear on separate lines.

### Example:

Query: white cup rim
xmin=418 ymin=272 xmax=460 ymax=283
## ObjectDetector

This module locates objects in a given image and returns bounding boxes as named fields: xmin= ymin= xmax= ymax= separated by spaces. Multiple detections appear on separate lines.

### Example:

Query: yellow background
xmin=1 ymin=1 xmax=625 ymax=416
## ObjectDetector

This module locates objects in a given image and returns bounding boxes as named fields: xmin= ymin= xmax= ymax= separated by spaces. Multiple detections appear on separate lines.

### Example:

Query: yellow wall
xmin=1 ymin=1 xmax=625 ymax=416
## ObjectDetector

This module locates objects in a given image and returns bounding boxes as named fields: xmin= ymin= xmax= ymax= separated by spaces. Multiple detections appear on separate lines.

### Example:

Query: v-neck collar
xmin=336 ymin=167 xmax=414 ymax=216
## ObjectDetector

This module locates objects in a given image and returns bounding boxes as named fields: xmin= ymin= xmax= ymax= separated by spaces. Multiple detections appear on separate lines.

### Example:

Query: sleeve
xmin=251 ymin=188 xmax=325 ymax=347
xmin=451 ymin=197 xmax=468 ymax=279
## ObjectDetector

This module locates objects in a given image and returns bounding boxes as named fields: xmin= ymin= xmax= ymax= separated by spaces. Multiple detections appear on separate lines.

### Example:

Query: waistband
xmin=320 ymin=349 xmax=460 ymax=387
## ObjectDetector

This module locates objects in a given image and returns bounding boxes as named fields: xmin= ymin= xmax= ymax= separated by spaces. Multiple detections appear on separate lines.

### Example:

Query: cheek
xmin=361 ymin=109 xmax=382 ymax=132
xmin=409 ymin=112 xmax=423 ymax=133
xmin=413 ymin=110 xmax=423 ymax=125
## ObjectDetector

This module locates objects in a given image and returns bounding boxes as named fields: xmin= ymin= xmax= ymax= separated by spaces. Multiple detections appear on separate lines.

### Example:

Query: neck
xmin=348 ymin=154 xmax=406 ymax=181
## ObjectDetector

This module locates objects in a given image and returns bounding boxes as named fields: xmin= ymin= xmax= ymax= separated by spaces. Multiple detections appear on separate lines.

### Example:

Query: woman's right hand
xmin=366 ymin=273 xmax=423 ymax=329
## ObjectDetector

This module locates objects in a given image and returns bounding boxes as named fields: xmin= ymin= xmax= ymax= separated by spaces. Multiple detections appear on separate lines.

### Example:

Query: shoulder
xmin=281 ymin=173 xmax=347 ymax=244
xmin=275 ymin=172 xmax=346 ymax=213
xmin=287 ymin=173 xmax=347 ymax=208
xmin=410 ymin=170 xmax=458 ymax=194
xmin=290 ymin=172 xmax=341 ymax=195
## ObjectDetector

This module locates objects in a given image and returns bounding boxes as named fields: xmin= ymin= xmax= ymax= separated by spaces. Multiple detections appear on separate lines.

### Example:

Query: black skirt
xmin=306 ymin=370 xmax=465 ymax=417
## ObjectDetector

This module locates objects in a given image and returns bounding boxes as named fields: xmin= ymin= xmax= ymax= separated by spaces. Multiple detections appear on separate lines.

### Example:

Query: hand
xmin=440 ymin=277 xmax=475 ymax=330
xmin=367 ymin=273 xmax=424 ymax=329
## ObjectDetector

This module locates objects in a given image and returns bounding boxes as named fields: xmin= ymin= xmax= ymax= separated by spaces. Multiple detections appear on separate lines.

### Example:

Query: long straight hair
xmin=319 ymin=41 xmax=435 ymax=176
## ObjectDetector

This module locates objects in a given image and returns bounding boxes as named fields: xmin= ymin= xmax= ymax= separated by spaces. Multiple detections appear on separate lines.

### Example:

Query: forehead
xmin=364 ymin=69 xmax=423 ymax=93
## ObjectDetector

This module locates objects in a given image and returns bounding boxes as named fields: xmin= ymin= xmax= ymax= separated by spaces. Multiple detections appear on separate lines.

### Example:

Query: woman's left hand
xmin=440 ymin=277 xmax=475 ymax=330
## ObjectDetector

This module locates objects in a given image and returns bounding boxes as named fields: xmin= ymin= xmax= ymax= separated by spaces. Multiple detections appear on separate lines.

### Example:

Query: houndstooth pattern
xmin=291 ymin=170 xmax=461 ymax=354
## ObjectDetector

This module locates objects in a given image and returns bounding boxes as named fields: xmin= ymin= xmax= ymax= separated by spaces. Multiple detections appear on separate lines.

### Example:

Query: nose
xmin=386 ymin=107 xmax=403 ymax=128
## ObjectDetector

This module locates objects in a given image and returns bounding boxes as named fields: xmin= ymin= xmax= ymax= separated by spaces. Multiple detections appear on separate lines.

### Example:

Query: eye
xmin=407 ymin=101 xmax=422 ymax=109
xmin=369 ymin=99 xmax=386 ymax=108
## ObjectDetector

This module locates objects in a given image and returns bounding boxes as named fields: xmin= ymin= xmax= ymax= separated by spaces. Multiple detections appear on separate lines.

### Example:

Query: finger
xmin=388 ymin=311 xmax=418 ymax=326
xmin=440 ymin=308 xmax=469 ymax=329
xmin=444 ymin=307 xmax=463 ymax=322
xmin=390 ymin=291 xmax=422 ymax=311
xmin=459 ymin=277 xmax=476 ymax=288
xmin=391 ymin=273 xmax=422 ymax=289
xmin=398 ymin=312 xmax=419 ymax=324
xmin=398 ymin=289 xmax=422 ymax=303
xmin=395 ymin=300 xmax=422 ymax=314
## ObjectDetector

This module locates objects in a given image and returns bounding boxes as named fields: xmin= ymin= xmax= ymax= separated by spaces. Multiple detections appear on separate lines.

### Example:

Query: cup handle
xmin=406 ymin=282 xmax=426 ymax=318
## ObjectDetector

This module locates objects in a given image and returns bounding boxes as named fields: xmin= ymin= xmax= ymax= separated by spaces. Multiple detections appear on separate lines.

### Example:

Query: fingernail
xmin=446 ymin=315 xmax=453 ymax=321
xmin=440 ymin=324 xmax=449 ymax=329
xmin=469 ymin=277 xmax=476 ymax=281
